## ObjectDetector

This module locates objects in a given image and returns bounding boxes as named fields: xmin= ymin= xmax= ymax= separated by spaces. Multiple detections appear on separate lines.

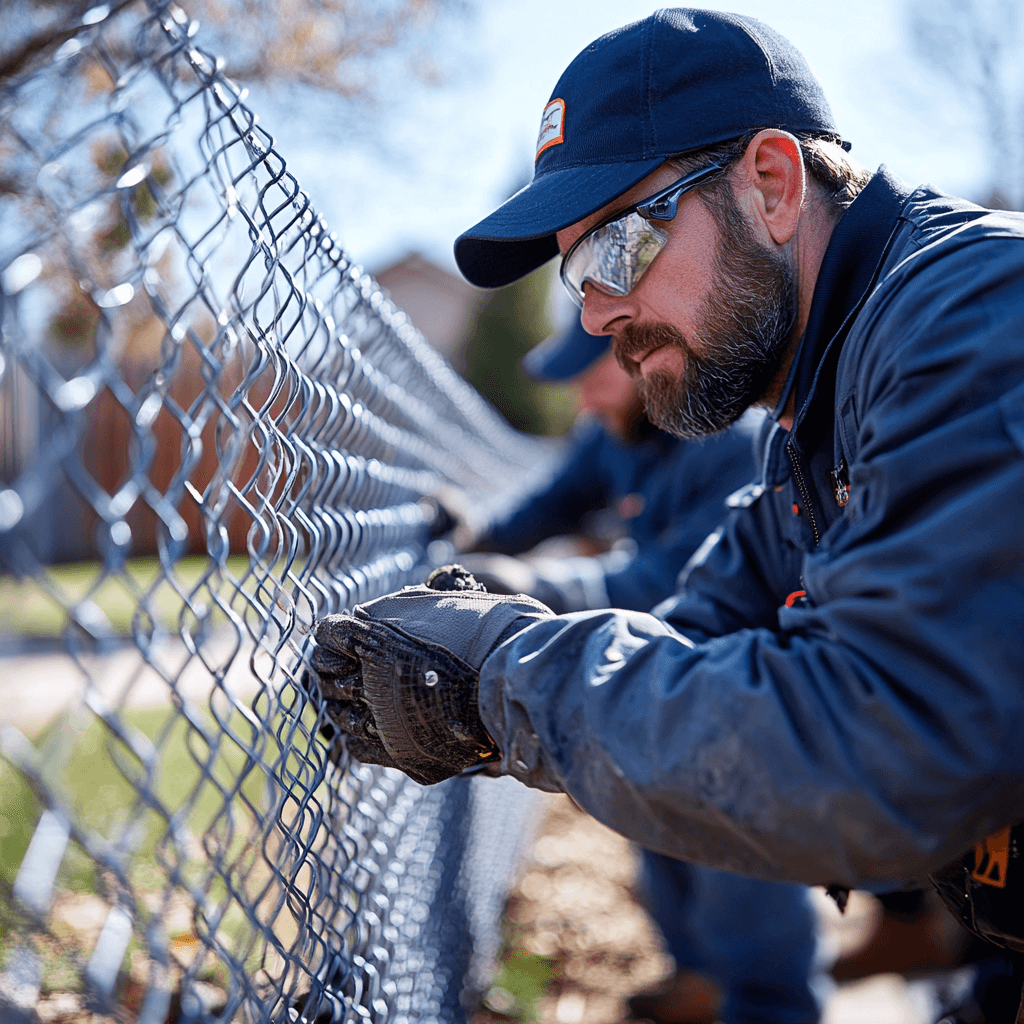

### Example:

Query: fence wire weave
xmin=0 ymin=4 xmax=549 ymax=1021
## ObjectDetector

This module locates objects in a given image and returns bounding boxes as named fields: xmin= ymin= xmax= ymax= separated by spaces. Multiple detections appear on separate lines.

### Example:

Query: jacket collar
xmin=789 ymin=167 xmax=913 ymax=432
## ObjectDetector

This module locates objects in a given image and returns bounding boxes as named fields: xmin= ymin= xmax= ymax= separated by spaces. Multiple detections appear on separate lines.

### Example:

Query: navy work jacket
xmin=477 ymin=169 xmax=1024 ymax=889
xmin=482 ymin=420 xmax=755 ymax=612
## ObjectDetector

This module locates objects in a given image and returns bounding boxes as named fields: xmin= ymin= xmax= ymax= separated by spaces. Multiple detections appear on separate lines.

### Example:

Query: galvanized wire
xmin=0 ymin=3 xmax=547 ymax=1021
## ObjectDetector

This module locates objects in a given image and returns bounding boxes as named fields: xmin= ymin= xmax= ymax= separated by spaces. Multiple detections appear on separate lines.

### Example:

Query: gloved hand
xmin=457 ymin=552 xmax=546 ymax=597
xmin=310 ymin=565 xmax=554 ymax=785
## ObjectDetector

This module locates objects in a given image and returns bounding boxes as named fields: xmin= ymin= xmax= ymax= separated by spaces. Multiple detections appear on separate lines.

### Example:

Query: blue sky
xmin=264 ymin=0 xmax=990 ymax=276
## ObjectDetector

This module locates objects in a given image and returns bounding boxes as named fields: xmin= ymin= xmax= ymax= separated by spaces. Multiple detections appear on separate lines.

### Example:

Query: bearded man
xmin=310 ymin=8 xmax=1024 ymax=1006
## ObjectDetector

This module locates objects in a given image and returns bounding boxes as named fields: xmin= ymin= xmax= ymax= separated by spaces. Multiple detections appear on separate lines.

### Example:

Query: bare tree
xmin=2 ymin=0 xmax=469 ymax=101
xmin=193 ymin=0 xmax=467 ymax=99
xmin=906 ymin=0 xmax=1024 ymax=208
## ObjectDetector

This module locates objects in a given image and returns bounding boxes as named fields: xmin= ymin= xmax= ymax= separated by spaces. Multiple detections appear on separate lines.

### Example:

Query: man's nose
xmin=579 ymin=283 xmax=632 ymax=336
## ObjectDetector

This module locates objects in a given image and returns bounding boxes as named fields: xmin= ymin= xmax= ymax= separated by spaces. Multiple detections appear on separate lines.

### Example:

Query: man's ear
xmin=734 ymin=129 xmax=805 ymax=246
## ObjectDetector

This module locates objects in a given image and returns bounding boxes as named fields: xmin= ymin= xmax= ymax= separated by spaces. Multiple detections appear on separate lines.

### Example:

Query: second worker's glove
xmin=457 ymin=551 xmax=613 ymax=614
xmin=310 ymin=565 xmax=554 ymax=785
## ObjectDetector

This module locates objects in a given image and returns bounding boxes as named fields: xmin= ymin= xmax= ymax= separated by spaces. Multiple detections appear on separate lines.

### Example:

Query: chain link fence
xmin=0 ymin=3 xmax=550 ymax=1020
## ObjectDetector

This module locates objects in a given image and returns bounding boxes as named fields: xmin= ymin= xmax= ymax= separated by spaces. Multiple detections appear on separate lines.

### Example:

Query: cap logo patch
xmin=536 ymin=99 xmax=565 ymax=160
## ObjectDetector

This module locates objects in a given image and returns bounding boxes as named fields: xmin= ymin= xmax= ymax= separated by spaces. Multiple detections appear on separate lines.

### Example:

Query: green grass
xmin=0 ymin=551 xmax=328 ymax=995
xmin=483 ymin=945 xmax=559 ymax=1022
xmin=0 ymin=555 xmax=283 ymax=638
xmin=0 ymin=697 xmax=321 ymax=992
xmin=0 ymin=703 xmax=276 ymax=890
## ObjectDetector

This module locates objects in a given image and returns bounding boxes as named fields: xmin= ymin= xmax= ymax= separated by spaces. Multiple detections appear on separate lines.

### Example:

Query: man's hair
xmin=668 ymin=130 xmax=872 ymax=221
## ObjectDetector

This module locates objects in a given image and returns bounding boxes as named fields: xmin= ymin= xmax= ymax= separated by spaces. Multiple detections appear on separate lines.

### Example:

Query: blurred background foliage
xmin=462 ymin=265 xmax=576 ymax=438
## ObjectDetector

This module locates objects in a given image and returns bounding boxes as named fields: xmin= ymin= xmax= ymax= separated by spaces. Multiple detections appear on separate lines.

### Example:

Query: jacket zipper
xmin=786 ymin=439 xmax=821 ymax=547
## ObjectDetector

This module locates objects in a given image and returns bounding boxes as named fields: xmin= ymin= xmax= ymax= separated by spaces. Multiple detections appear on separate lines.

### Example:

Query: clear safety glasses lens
xmin=558 ymin=163 xmax=724 ymax=309
xmin=560 ymin=213 xmax=669 ymax=309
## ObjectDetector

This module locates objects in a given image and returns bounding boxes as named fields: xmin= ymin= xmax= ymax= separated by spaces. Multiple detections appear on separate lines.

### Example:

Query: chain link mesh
xmin=0 ymin=3 xmax=548 ymax=1020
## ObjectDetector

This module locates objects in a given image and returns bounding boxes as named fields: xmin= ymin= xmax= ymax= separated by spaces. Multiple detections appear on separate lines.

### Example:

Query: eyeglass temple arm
xmin=640 ymin=162 xmax=725 ymax=221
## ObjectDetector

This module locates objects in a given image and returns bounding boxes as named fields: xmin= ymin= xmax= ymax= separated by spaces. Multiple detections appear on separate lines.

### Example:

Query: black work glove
xmin=310 ymin=565 xmax=553 ymax=785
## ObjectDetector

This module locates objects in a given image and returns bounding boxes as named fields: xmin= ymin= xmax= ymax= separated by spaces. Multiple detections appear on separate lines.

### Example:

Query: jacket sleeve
xmin=649 ymin=474 xmax=801 ymax=641
xmin=480 ymin=422 xmax=607 ymax=555
xmin=605 ymin=430 xmax=761 ymax=613
xmin=477 ymin=229 xmax=1024 ymax=889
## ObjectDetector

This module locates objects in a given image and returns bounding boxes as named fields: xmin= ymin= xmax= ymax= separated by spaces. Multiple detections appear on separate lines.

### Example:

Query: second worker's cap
xmin=522 ymin=319 xmax=611 ymax=383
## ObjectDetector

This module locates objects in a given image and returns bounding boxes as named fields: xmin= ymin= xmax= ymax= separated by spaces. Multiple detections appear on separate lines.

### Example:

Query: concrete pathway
xmin=0 ymin=627 xmax=269 ymax=732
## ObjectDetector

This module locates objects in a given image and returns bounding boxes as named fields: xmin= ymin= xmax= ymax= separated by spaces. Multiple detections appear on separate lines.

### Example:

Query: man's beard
xmin=614 ymin=193 xmax=798 ymax=440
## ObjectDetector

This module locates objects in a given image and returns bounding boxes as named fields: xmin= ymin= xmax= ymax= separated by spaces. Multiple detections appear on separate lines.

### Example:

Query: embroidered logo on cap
xmin=536 ymin=99 xmax=565 ymax=160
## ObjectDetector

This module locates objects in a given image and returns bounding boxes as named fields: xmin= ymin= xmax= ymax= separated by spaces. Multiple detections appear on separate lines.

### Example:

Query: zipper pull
xmin=830 ymin=457 xmax=850 ymax=508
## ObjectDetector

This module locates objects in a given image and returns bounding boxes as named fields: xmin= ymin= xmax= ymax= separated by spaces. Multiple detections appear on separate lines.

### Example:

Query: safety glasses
xmin=559 ymin=162 xmax=724 ymax=308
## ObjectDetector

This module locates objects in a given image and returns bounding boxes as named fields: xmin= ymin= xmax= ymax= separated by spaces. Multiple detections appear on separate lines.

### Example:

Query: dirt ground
xmin=476 ymin=794 xmax=968 ymax=1024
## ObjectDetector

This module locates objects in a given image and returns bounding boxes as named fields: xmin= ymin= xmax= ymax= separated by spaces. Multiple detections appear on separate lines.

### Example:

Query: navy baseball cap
xmin=522 ymin=318 xmax=611 ymax=382
xmin=455 ymin=8 xmax=846 ymax=289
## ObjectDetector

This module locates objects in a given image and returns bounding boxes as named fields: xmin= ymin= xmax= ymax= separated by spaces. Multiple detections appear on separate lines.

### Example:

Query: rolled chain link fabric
xmin=0 ymin=3 xmax=550 ymax=1021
